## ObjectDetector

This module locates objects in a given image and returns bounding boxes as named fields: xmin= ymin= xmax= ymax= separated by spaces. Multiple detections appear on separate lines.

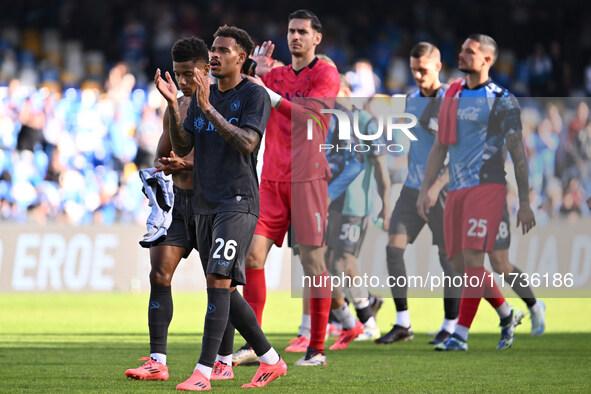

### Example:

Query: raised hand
xmin=252 ymin=41 xmax=276 ymax=76
xmin=154 ymin=68 xmax=178 ymax=103
xmin=193 ymin=67 xmax=211 ymax=111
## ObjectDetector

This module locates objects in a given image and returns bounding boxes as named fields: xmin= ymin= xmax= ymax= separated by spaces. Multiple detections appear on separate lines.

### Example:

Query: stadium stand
xmin=1 ymin=0 xmax=591 ymax=224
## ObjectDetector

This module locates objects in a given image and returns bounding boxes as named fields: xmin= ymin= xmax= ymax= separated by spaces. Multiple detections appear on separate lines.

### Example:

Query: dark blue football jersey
xmin=183 ymin=79 xmax=271 ymax=215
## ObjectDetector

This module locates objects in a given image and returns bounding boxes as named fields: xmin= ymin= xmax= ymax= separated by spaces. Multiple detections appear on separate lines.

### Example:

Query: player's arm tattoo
xmin=204 ymin=107 xmax=261 ymax=154
xmin=168 ymin=104 xmax=193 ymax=157
xmin=506 ymin=131 xmax=530 ymax=203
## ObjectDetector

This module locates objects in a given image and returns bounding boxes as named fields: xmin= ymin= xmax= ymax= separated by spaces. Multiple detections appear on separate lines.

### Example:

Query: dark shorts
xmin=326 ymin=207 xmax=368 ymax=258
xmin=494 ymin=203 xmax=511 ymax=251
xmin=157 ymin=186 xmax=197 ymax=258
xmin=389 ymin=186 xmax=446 ymax=247
xmin=194 ymin=211 xmax=258 ymax=286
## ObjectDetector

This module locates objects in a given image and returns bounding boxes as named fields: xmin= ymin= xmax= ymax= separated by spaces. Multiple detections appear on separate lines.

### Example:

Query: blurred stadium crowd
xmin=1 ymin=0 xmax=591 ymax=225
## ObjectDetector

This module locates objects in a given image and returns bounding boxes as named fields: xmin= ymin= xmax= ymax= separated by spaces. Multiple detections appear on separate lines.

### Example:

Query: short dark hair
xmin=468 ymin=34 xmax=498 ymax=63
xmin=171 ymin=36 xmax=209 ymax=63
xmin=213 ymin=25 xmax=255 ymax=56
xmin=410 ymin=42 xmax=440 ymax=60
xmin=288 ymin=9 xmax=322 ymax=33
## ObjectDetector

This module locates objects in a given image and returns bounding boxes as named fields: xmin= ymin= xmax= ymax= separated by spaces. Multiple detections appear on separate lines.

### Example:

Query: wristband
xmin=264 ymin=86 xmax=282 ymax=108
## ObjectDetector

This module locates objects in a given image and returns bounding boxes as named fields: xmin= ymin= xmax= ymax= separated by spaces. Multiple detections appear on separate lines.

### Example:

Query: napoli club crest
xmin=230 ymin=99 xmax=240 ymax=111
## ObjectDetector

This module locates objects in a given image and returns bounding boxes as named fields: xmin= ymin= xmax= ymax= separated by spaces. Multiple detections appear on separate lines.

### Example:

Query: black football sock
xmin=387 ymin=246 xmax=408 ymax=311
xmin=500 ymin=311 xmax=514 ymax=327
xmin=198 ymin=288 xmax=231 ymax=368
xmin=355 ymin=305 xmax=373 ymax=324
xmin=148 ymin=285 xmax=173 ymax=355
xmin=218 ymin=320 xmax=235 ymax=357
xmin=229 ymin=290 xmax=272 ymax=357
xmin=439 ymin=252 xmax=461 ymax=320
xmin=505 ymin=266 xmax=536 ymax=308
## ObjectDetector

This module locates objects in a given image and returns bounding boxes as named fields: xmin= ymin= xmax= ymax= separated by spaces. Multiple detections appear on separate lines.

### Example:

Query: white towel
xmin=138 ymin=168 xmax=175 ymax=247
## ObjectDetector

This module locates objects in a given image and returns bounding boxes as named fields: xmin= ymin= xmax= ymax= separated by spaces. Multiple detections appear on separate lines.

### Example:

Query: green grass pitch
xmin=1 ymin=293 xmax=590 ymax=392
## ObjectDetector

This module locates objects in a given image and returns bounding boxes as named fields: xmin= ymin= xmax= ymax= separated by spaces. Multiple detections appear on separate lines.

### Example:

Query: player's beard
xmin=210 ymin=67 xmax=225 ymax=79
xmin=290 ymin=48 xmax=304 ymax=58
xmin=459 ymin=66 xmax=478 ymax=74
xmin=289 ymin=42 xmax=306 ymax=58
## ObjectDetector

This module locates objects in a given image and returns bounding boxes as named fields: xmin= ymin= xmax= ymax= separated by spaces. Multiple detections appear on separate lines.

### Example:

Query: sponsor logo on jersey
xmin=217 ymin=260 xmax=230 ymax=267
xmin=197 ymin=117 xmax=239 ymax=133
xmin=195 ymin=115 xmax=206 ymax=132
xmin=458 ymin=106 xmax=481 ymax=121
xmin=285 ymin=89 xmax=311 ymax=100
